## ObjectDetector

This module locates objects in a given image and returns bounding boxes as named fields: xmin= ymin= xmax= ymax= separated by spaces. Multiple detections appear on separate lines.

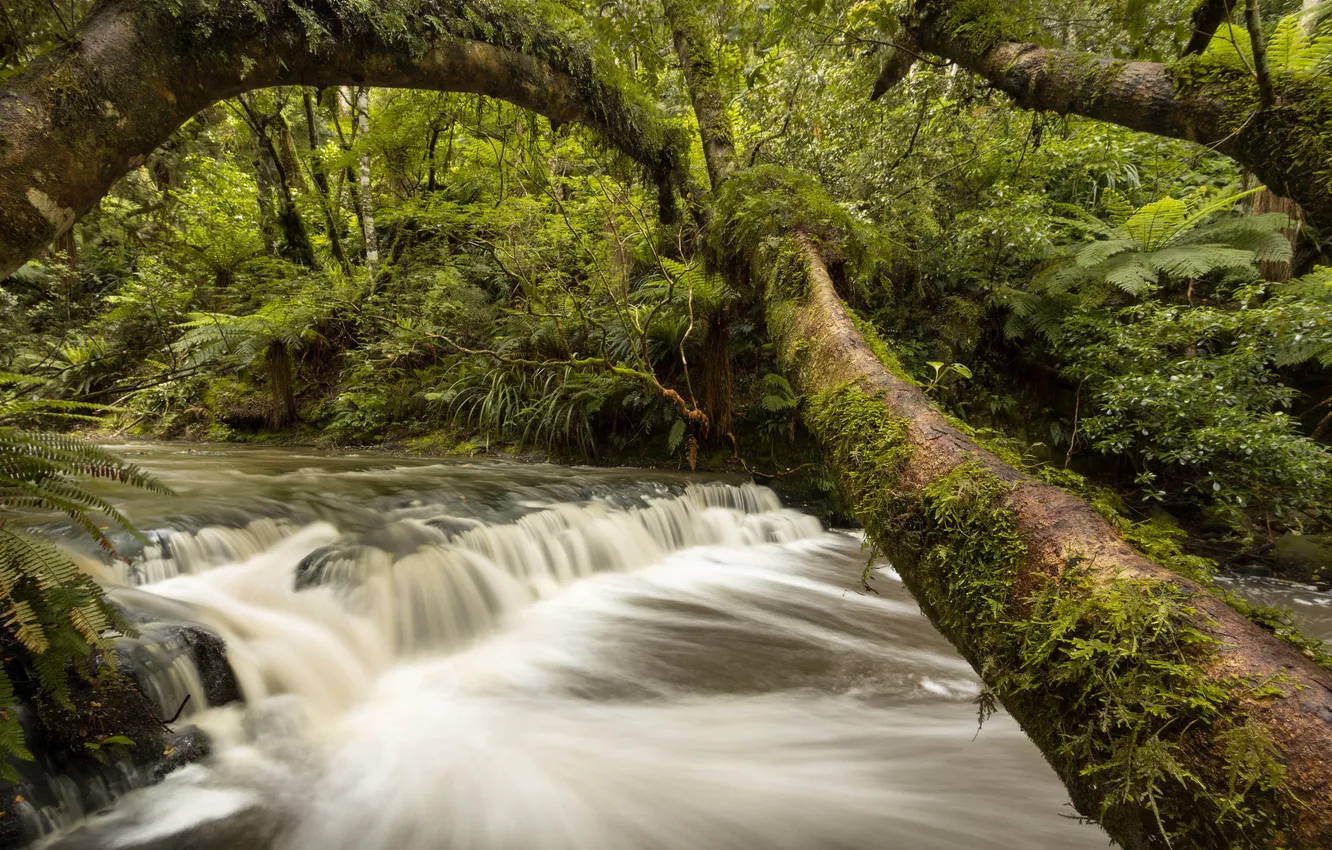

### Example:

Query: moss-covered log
xmin=653 ymin=2 xmax=1332 ymax=839
xmin=0 ymin=0 xmax=686 ymax=279
xmin=705 ymin=166 xmax=1332 ymax=848
xmin=886 ymin=0 xmax=1332 ymax=234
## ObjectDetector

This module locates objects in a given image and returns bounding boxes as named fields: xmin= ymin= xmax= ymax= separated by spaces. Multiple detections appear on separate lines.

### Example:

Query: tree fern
xmin=0 ymin=387 xmax=170 ymax=781
xmin=1009 ymin=189 xmax=1292 ymax=340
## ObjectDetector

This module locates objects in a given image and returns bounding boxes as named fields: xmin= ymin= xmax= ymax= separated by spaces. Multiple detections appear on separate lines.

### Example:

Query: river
xmin=24 ymin=443 xmax=1332 ymax=849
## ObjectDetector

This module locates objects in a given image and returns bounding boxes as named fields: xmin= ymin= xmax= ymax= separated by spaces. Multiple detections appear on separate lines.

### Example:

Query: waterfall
xmin=26 ymin=450 xmax=1106 ymax=850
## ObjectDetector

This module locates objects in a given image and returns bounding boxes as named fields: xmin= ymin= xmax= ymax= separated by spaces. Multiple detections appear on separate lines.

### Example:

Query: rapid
xmin=28 ymin=443 xmax=1323 ymax=849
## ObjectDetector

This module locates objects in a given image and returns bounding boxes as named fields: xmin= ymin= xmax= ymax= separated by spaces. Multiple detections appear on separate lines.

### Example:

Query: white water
xmin=38 ymin=447 xmax=1111 ymax=849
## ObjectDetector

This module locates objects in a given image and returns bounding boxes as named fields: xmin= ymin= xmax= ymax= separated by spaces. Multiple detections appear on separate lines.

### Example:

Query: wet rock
xmin=37 ymin=788 xmax=282 ymax=850
xmin=152 ymin=728 xmax=211 ymax=782
xmin=172 ymin=628 xmax=241 ymax=710
xmin=0 ymin=620 xmax=242 ymax=849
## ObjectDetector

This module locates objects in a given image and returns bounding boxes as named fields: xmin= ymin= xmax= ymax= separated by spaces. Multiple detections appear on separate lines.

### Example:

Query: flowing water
xmin=24 ymin=443 xmax=1327 ymax=850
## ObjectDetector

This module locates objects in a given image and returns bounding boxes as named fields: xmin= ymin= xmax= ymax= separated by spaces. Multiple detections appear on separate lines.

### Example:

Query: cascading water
xmin=28 ymin=445 xmax=1129 ymax=849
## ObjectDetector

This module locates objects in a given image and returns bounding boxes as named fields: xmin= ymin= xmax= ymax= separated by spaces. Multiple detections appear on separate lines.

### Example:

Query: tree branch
xmin=1182 ymin=0 xmax=1234 ymax=56
xmin=1244 ymin=0 xmax=1276 ymax=108
xmin=0 ymin=0 xmax=686 ymax=279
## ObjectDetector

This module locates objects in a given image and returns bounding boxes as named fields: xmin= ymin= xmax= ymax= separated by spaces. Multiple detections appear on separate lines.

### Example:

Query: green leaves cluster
xmin=0 ymin=387 xmax=169 ymax=780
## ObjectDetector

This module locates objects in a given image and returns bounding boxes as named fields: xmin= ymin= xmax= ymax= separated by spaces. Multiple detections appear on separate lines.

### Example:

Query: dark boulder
xmin=0 ymin=620 xmax=242 ymax=849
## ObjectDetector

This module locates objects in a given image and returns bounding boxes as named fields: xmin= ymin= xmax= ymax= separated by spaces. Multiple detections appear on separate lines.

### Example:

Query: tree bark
xmin=661 ymin=0 xmax=736 ymax=189
xmin=302 ymin=89 xmax=352 ymax=276
xmin=0 ymin=0 xmax=683 ymax=280
xmin=238 ymin=95 xmax=317 ymax=267
xmin=354 ymin=86 xmax=380 ymax=282
xmin=1183 ymin=0 xmax=1235 ymax=55
xmin=1244 ymin=0 xmax=1275 ymax=108
xmin=752 ymin=224 xmax=1332 ymax=847
xmin=889 ymin=2 xmax=1332 ymax=234
xmin=266 ymin=339 xmax=296 ymax=430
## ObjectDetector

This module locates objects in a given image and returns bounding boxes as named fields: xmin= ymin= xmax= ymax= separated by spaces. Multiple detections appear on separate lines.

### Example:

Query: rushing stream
xmin=23 ymin=444 xmax=1332 ymax=849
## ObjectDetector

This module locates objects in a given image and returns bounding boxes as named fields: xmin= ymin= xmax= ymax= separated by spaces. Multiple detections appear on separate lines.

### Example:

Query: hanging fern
xmin=0 ymin=385 xmax=170 ymax=781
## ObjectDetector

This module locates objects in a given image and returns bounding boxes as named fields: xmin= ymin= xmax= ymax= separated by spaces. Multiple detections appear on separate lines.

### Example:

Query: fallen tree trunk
xmin=0 ymin=0 xmax=684 ymax=279
xmin=882 ymin=0 xmax=1332 ymax=234
xmin=704 ymin=166 xmax=1332 ymax=847
xmin=657 ymin=3 xmax=1332 ymax=838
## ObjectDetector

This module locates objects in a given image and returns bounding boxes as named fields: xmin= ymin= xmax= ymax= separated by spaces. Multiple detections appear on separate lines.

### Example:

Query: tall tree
xmin=352 ymin=86 xmax=380 ymax=281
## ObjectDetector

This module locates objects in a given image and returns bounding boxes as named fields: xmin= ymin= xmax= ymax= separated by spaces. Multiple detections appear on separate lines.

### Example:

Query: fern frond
xmin=1267 ymin=14 xmax=1312 ymax=73
xmin=1073 ymin=239 xmax=1134 ymax=269
xmin=1123 ymin=197 xmax=1189 ymax=249
xmin=1205 ymin=20 xmax=1254 ymax=69
xmin=1164 ymin=187 xmax=1264 ymax=246
xmin=1148 ymin=245 xmax=1257 ymax=279
xmin=1101 ymin=254 xmax=1159 ymax=295
xmin=1102 ymin=189 xmax=1136 ymax=227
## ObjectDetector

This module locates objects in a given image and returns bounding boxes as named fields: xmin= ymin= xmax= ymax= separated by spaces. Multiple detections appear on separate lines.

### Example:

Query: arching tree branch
xmin=885 ymin=1 xmax=1332 ymax=234
xmin=0 ymin=0 xmax=686 ymax=279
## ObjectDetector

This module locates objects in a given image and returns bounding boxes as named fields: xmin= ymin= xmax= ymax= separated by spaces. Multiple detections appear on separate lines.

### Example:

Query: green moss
xmin=806 ymin=385 xmax=1024 ymax=650
xmin=1168 ymin=54 xmax=1332 ymax=220
xmin=806 ymin=386 xmax=1295 ymax=845
xmin=805 ymin=384 xmax=913 ymax=528
xmin=707 ymin=165 xmax=865 ymax=272
xmin=1001 ymin=568 xmax=1291 ymax=847
xmin=923 ymin=0 xmax=1022 ymax=56
xmin=845 ymin=308 xmax=920 ymax=386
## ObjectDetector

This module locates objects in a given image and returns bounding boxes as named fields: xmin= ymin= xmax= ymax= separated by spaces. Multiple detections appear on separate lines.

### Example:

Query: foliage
xmin=0 ymin=384 xmax=169 ymax=780
xmin=4 ymin=0 xmax=1332 ymax=840
xmin=1054 ymin=297 xmax=1332 ymax=531
xmin=1005 ymin=189 xmax=1291 ymax=340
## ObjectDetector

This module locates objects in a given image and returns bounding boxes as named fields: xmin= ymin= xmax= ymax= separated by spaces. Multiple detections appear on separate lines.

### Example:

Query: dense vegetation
xmin=5 ymin=0 xmax=1330 ymax=569
xmin=4 ymin=0 xmax=1332 ymax=844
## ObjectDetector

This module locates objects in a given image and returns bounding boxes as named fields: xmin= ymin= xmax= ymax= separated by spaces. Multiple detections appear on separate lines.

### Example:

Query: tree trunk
xmin=700 ymin=313 xmax=735 ymax=438
xmin=662 ymin=4 xmax=1332 ymax=846
xmin=1249 ymin=177 xmax=1304 ymax=281
xmin=661 ymin=0 xmax=736 ymax=189
xmin=887 ymin=1 xmax=1332 ymax=234
xmin=240 ymin=99 xmax=317 ymax=268
xmin=354 ymin=86 xmax=379 ymax=282
xmin=753 ymin=217 xmax=1332 ymax=848
xmin=0 ymin=0 xmax=683 ymax=279
xmin=267 ymin=340 xmax=296 ymax=430
xmin=1183 ymin=0 xmax=1236 ymax=55
xmin=303 ymin=89 xmax=352 ymax=276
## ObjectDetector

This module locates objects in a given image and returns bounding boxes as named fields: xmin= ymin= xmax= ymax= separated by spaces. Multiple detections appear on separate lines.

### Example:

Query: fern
xmin=429 ymin=362 xmax=643 ymax=456
xmin=1204 ymin=11 xmax=1332 ymax=74
xmin=1010 ymin=190 xmax=1292 ymax=341
xmin=0 ymin=390 xmax=170 ymax=781
xmin=759 ymin=373 xmax=798 ymax=412
xmin=175 ymin=301 xmax=323 ymax=369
